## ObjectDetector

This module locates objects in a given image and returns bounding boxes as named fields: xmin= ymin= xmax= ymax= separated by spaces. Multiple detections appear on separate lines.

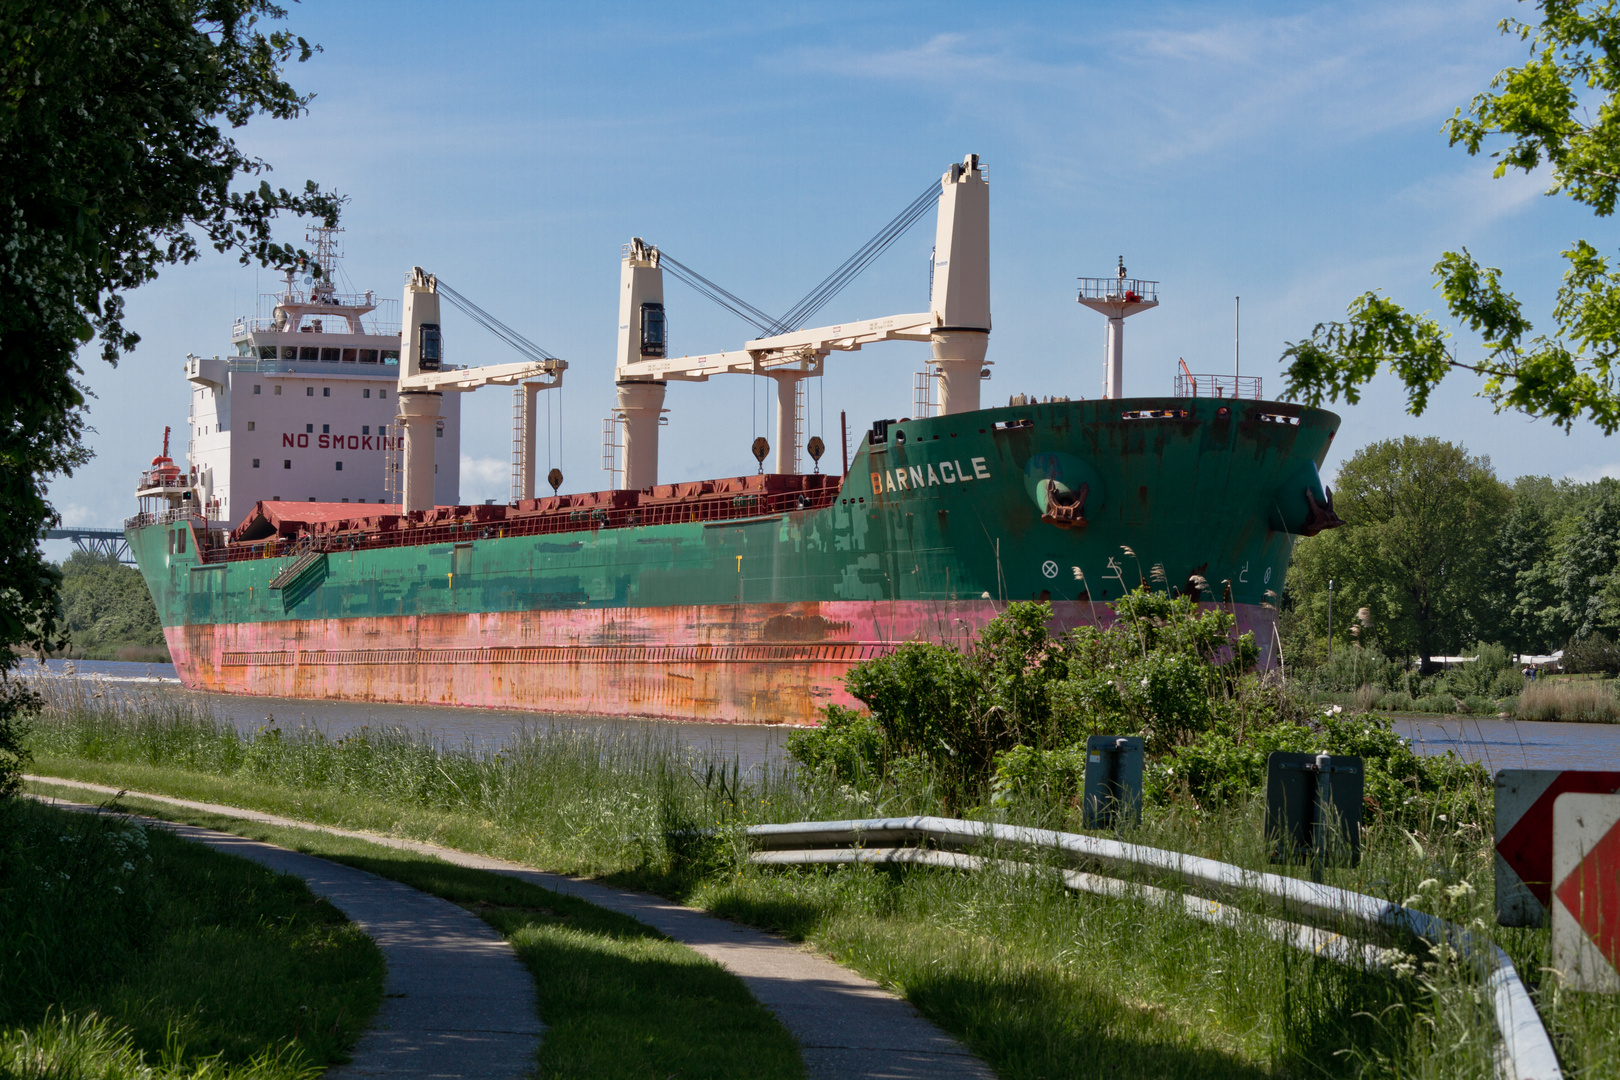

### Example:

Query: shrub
xmin=0 ymin=678 xmax=35 ymax=800
xmin=1563 ymin=632 xmax=1620 ymax=676
xmin=785 ymin=705 xmax=884 ymax=785
xmin=793 ymin=590 xmax=1487 ymax=821
xmin=1296 ymin=644 xmax=1406 ymax=694
xmin=989 ymin=743 xmax=1088 ymax=810
xmin=1448 ymin=642 xmax=1513 ymax=697
xmin=1489 ymin=667 xmax=1526 ymax=698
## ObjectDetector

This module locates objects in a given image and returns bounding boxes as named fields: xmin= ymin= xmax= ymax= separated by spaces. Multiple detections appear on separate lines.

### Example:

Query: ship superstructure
xmin=172 ymin=228 xmax=461 ymax=525
xmin=126 ymin=156 xmax=1344 ymax=725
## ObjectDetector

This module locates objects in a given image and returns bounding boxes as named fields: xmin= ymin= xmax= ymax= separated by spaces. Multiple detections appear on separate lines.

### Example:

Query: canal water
xmin=23 ymin=660 xmax=1620 ymax=774
xmin=23 ymin=659 xmax=795 ymax=772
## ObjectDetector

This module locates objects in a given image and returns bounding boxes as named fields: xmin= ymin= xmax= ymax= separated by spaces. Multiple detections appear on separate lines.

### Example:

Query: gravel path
xmin=28 ymin=776 xmax=994 ymax=1080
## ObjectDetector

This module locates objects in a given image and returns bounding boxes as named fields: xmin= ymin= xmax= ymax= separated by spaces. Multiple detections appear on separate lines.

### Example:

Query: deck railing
xmin=1173 ymin=373 xmax=1263 ymax=400
xmin=198 ymin=485 xmax=844 ymax=565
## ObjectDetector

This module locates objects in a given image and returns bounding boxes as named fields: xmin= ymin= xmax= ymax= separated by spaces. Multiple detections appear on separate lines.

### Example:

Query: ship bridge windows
xmin=342 ymin=348 xmax=357 ymax=362
xmin=300 ymin=346 xmax=318 ymax=361
xmin=236 ymin=343 xmax=252 ymax=356
xmin=360 ymin=349 xmax=379 ymax=363
xmin=258 ymin=346 xmax=277 ymax=360
xmin=281 ymin=347 xmax=296 ymax=360
xmin=321 ymin=347 xmax=339 ymax=362
xmin=381 ymin=349 xmax=399 ymax=365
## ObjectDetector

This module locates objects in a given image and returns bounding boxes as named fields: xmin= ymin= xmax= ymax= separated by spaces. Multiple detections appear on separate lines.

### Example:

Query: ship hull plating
xmin=162 ymin=599 xmax=1279 ymax=724
xmin=133 ymin=399 xmax=1338 ymax=725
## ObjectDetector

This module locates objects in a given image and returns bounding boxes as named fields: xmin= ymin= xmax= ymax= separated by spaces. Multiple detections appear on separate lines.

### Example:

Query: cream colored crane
xmin=609 ymin=153 xmax=990 ymax=489
xmin=396 ymin=268 xmax=567 ymax=514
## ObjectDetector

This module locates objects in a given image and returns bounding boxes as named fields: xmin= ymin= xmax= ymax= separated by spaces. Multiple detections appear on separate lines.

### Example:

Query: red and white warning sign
xmin=1495 ymin=770 xmax=1620 ymax=926
xmin=1552 ymin=792 xmax=1620 ymax=992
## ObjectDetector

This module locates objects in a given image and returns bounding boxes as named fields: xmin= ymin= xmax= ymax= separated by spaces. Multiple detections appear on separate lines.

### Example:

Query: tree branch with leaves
xmin=1283 ymin=1 xmax=1620 ymax=433
xmin=0 ymin=0 xmax=341 ymax=794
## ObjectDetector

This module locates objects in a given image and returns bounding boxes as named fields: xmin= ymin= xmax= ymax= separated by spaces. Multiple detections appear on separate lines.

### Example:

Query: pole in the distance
xmin=1327 ymin=578 xmax=1335 ymax=668
xmin=1234 ymin=296 xmax=1240 ymax=382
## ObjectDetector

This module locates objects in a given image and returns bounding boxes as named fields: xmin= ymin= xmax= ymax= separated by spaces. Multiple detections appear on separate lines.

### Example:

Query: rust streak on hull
xmin=168 ymin=600 xmax=1280 ymax=725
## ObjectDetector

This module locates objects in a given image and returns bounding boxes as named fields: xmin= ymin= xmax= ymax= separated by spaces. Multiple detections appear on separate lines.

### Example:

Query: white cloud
xmin=1563 ymin=461 xmax=1620 ymax=483
xmin=786 ymin=1 xmax=1521 ymax=172
xmin=460 ymin=455 xmax=511 ymax=504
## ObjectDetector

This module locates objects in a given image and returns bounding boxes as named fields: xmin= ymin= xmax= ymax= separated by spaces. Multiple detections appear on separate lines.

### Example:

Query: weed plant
xmin=0 ymin=797 xmax=383 ymax=1078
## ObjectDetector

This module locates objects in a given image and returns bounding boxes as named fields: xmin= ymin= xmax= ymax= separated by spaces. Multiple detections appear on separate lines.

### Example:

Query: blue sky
xmin=44 ymin=0 xmax=1615 ymax=557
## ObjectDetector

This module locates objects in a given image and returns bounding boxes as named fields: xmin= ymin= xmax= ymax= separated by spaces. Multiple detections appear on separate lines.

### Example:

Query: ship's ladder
xmin=268 ymin=549 xmax=325 ymax=590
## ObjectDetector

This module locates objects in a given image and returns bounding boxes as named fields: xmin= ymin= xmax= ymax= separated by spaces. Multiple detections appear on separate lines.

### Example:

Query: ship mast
xmin=1077 ymin=258 xmax=1159 ymax=399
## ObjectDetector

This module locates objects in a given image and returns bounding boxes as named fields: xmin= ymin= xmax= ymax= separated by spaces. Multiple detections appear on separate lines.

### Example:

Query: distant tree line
xmin=51 ymin=552 xmax=166 ymax=661
xmin=1285 ymin=435 xmax=1620 ymax=670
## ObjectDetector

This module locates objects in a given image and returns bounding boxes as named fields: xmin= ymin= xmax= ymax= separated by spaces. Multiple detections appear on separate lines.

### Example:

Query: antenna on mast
xmin=1235 ymin=296 xmax=1240 ymax=381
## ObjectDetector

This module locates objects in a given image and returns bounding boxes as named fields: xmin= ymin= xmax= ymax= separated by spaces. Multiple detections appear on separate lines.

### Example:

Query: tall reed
xmin=1516 ymin=678 xmax=1620 ymax=723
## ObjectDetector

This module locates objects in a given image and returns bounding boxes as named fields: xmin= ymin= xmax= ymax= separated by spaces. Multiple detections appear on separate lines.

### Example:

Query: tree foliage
xmin=55 ymin=551 xmax=166 ymax=658
xmin=1281 ymin=1 xmax=1620 ymax=431
xmin=0 ymin=0 xmax=338 ymax=794
xmin=1288 ymin=457 xmax=1620 ymax=658
xmin=1288 ymin=437 xmax=1509 ymax=667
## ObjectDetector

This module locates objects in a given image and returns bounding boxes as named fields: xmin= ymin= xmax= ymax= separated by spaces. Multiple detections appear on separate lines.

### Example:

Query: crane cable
xmin=771 ymin=179 xmax=938 ymax=334
xmin=659 ymin=175 xmax=942 ymax=338
xmin=436 ymin=280 xmax=561 ymax=363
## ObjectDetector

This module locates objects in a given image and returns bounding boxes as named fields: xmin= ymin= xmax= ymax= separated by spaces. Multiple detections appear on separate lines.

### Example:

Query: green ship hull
xmin=128 ymin=397 xmax=1340 ymax=724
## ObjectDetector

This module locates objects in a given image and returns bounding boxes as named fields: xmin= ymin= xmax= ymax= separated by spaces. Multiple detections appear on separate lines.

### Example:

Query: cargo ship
xmin=126 ymin=156 xmax=1342 ymax=725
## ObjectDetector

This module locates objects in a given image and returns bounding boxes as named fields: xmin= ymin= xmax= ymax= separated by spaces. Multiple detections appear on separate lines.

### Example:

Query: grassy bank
xmin=0 ymin=796 xmax=383 ymax=1079
xmin=22 ymin=779 xmax=804 ymax=1080
xmin=23 ymin=681 xmax=1620 ymax=1079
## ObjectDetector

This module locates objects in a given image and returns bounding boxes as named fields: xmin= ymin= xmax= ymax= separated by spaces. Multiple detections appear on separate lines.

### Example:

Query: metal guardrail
xmin=744 ymin=816 xmax=1561 ymax=1080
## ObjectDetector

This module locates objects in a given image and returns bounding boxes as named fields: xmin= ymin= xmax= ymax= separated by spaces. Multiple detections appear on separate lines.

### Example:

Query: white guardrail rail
xmin=743 ymin=816 xmax=1561 ymax=1080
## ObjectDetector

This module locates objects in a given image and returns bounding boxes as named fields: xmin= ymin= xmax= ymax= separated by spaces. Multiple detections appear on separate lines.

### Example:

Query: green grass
xmin=22 ymin=680 xmax=1620 ymax=1079
xmin=0 ymin=797 xmax=383 ymax=1079
xmin=24 ymin=780 xmax=804 ymax=1080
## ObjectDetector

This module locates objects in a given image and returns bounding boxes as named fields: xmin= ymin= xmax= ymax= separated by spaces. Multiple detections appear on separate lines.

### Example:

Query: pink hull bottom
xmin=168 ymin=601 xmax=1280 ymax=726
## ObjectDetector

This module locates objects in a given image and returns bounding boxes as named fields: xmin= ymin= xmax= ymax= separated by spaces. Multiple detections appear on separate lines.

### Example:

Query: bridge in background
xmin=41 ymin=527 xmax=132 ymax=565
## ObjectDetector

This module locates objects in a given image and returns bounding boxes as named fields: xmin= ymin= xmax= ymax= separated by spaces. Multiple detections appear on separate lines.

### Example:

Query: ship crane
xmin=396 ymin=269 xmax=567 ymax=514
xmin=608 ymin=153 xmax=991 ymax=489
